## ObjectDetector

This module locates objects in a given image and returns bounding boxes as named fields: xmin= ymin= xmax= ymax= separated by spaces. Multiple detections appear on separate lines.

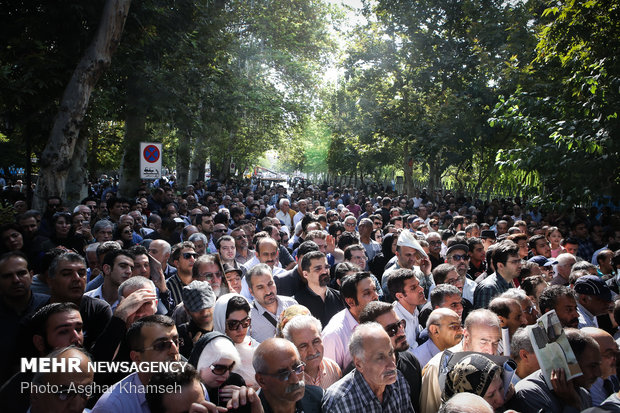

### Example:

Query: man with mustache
xmin=322 ymin=322 xmax=415 ymax=413
xmin=253 ymin=338 xmax=323 ymax=413
xmin=282 ymin=314 xmax=342 ymax=389
xmin=93 ymin=315 xmax=181 ymax=412
xmin=413 ymin=308 xmax=463 ymax=368
xmin=248 ymin=264 xmax=297 ymax=342
xmin=359 ymin=301 xmax=423 ymax=413
xmin=539 ymin=285 xmax=580 ymax=328
xmin=294 ymin=251 xmax=345 ymax=326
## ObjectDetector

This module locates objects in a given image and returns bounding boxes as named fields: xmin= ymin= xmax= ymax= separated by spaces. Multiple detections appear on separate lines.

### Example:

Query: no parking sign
xmin=140 ymin=142 xmax=162 ymax=179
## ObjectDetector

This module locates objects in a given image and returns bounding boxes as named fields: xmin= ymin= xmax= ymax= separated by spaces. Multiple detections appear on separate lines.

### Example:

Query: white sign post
xmin=140 ymin=142 xmax=163 ymax=180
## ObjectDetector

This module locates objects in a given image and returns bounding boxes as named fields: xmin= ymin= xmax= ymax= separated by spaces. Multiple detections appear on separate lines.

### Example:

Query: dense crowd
xmin=0 ymin=175 xmax=619 ymax=413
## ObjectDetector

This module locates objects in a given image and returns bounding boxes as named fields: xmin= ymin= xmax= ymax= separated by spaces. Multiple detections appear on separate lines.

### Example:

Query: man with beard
xmin=253 ymin=338 xmax=323 ymax=413
xmin=177 ymin=280 xmax=215 ymax=358
xmin=192 ymin=254 xmax=225 ymax=298
xmin=360 ymin=301 xmax=423 ymax=413
xmin=322 ymin=322 xmax=415 ymax=413
xmin=514 ymin=328 xmax=601 ymax=412
xmin=581 ymin=327 xmax=619 ymax=406
xmin=248 ymin=264 xmax=297 ymax=342
xmin=92 ymin=315 xmax=181 ymax=412
xmin=425 ymin=232 xmax=444 ymax=270
xmin=445 ymin=239 xmax=478 ymax=305
xmin=539 ymin=285 xmax=580 ymax=328
xmin=413 ymin=308 xmax=463 ymax=368
xmin=474 ymin=240 xmax=522 ymax=309
xmin=283 ymin=315 xmax=342 ymax=389
xmin=574 ymin=275 xmax=613 ymax=328
xmin=295 ymin=251 xmax=345 ymax=326
xmin=389 ymin=268 xmax=427 ymax=352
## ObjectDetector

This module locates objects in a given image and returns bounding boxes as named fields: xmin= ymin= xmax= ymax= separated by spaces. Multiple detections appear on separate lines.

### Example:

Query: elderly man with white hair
xmin=322 ymin=322 xmax=415 ymax=413
xmin=282 ymin=314 xmax=341 ymax=389
xmin=413 ymin=308 xmax=463 ymax=368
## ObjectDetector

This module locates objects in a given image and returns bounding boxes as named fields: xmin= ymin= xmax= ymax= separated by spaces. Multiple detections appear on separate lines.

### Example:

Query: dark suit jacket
xmin=260 ymin=384 xmax=323 ymax=413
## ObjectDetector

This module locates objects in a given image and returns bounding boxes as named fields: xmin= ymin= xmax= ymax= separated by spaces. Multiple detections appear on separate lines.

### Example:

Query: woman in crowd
xmin=213 ymin=293 xmax=259 ymax=389
xmin=48 ymin=211 xmax=87 ymax=253
xmin=189 ymin=332 xmax=251 ymax=413
xmin=0 ymin=223 xmax=24 ymax=253
xmin=114 ymin=222 xmax=135 ymax=249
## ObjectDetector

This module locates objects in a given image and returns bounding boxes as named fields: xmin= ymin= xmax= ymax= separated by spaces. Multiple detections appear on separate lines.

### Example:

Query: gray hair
xmin=279 ymin=198 xmax=290 ymax=208
xmin=464 ymin=309 xmax=501 ymax=332
xmin=48 ymin=252 xmax=86 ymax=279
xmin=32 ymin=345 xmax=92 ymax=385
xmin=118 ymin=276 xmax=155 ymax=297
xmin=93 ymin=219 xmax=114 ymax=233
xmin=282 ymin=315 xmax=322 ymax=342
xmin=438 ymin=392 xmax=493 ymax=413
xmin=510 ymin=327 xmax=534 ymax=360
xmin=188 ymin=232 xmax=208 ymax=245
xmin=152 ymin=239 xmax=171 ymax=255
xmin=246 ymin=263 xmax=272 ymax=290
xmin=349 ymin=322 xmax=385 ymax=361
xmin=426 ymin=231 xmax=441 ymax=240
xmin=197 ymin=336 xmax=241 ymax=373
xmin=500 ymin=288 xmax=529 ymax=306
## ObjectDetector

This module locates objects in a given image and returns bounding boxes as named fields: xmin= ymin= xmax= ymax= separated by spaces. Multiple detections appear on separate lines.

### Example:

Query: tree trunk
xmin=428 ymin=154 xmax=441 ymax=192
xmin=118 ymin=75 xmax=146 ymax=198
xmin=189 ymin=134 xmax=208 ymax=183
xmin=403 ymin=143 xmax=414 ymax=196
xmin=65 ymin=132 xmax=90 ymax=205
xmin=176 ymin=131 xmax=192 ymax=189
xmin=33 ymin=0 xmax=132 ymax=209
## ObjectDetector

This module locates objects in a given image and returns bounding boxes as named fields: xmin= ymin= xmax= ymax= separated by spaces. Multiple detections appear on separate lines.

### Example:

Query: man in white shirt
xmin=388 ymin=268 xmax=427 ymax=352
xmin=322 ymin=271 xmax=379 ymax=370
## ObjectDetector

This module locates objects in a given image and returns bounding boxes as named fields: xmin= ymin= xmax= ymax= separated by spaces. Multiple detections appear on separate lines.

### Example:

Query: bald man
xmin=253 ymin=338 xmax=323 ymax=413
xmin=582 ymin=327 xmax=619 ymax=406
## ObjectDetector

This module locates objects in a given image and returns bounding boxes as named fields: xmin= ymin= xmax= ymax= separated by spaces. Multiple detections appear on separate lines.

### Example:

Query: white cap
xmin=397 ymin=230 xmax=428 ymax=259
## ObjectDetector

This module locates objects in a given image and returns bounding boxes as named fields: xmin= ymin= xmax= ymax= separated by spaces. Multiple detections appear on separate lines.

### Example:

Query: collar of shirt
xmin=344 ymin=309 xmax=359 ymax=331
xmin=493 ymin=272 xmax=513 ymax=289
xmin=253 ymin=296 xmax=282 ymax=317
xmin=393 ymin=300 xmax=419 ymax=319
xmin=577 ymin=302 xmax=596 ymax=324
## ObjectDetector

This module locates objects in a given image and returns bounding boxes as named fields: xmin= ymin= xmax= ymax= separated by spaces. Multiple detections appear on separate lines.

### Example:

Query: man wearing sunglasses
xmin=254 ymin=338 xmax=323 ymax=413
xmin=474 ymin=241 xmax=522 ymax=309
xmin=29 ymin=346 xmax=94 ymax=413
xmin=359 ymin=301 xmax=423 ymax=413
xmin=93 ymin=315 xmax=181 ymax=412
xmin=166 ymin=241 xmax=198 ymax=307
xmin=445 ymin=239 xmax=477 ymax=306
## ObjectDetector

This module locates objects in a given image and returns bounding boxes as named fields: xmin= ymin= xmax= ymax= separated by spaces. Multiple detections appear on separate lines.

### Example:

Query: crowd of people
xmin=0 ymin=175 xmax=619 ymax=413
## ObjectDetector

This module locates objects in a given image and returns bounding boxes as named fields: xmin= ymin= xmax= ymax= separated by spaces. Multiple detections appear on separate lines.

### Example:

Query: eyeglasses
xmin=506 ymin=259 xmax=522 ymax=265
xmin=384 ymin=319 xmax=406 ymax=337
xmin=259 ymin=362 xmax=306 ymax=382
xmin=428 ymin=240 xmax=442 ymax=246
xmin=524 ymin=305 xmax=537 ymax=314
xmin=226 ymin=317 xmax=251 ymax=331
xmin=451 ymin=254 xmax=470 ymax=261
xmin=182 ymin=252 xmax=198 ymax=260
xmin=140 ymin=337 xmax=182 ymax=352
xmin=445 ymin=276 xmax=465 ymax=285
xmin=210 ymin=362 xmax=236 ymax=376
xmin=199 ymin=271 xmax=222 ymax=280
xmin=55 ymin=384 xmax=90 ymax=401
xmin=234 ymin=235 xmax=247 ymax=240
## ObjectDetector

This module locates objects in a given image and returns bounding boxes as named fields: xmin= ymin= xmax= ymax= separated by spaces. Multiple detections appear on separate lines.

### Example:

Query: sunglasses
xmin=210 ymin=362 xmax=236 ymax=376
xmin=182 ymin=252 xmax=198 ymax=259
xmin=141 ymin=337 xmax=182 ymax=352
xmin=384 ymin=319 xmax=406 ymax=337
xmin=214 ymin=228 xmax=227 ymax=233
xmin=259 ymin=362 xmax=306 ymax=382
xmin=226 ymin=317 xmax=251 ymax=331
xmin=451 ymin=254 xmax=470 ymax=261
